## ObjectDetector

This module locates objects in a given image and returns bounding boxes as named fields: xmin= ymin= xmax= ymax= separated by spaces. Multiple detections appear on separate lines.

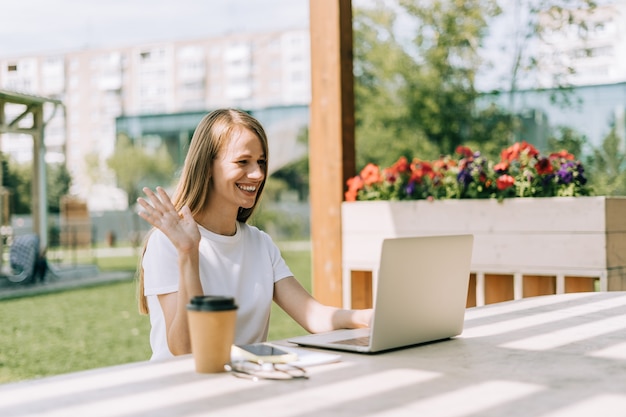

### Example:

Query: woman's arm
xmin=138 ymin=186 xmax=203 ymax=355
xmin=273 ymin=276 xmax=372 ymax=334
xmin=157 ymin=249 xmax=202 ymax=355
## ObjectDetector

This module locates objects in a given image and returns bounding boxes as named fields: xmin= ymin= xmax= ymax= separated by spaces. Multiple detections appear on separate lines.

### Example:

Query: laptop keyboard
xmin=333 ymin=336 xmax=371 ymax=346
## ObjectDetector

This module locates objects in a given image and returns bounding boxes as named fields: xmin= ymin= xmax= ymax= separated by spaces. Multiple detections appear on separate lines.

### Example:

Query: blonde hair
xmin=137 ymin=109 xmax=269 ymax=314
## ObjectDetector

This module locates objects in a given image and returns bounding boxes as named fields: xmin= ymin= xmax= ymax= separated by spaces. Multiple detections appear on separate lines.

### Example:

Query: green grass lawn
xmin=0 ymin=250 xmax=311 ymax=384
xmin=268 ymin=250 xmax=311 ymax=341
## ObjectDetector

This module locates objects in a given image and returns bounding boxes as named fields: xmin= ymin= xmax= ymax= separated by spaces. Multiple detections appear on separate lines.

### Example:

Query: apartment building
xmin=2 ymin=1 xmax=626 ymax=211
xmin=486 ymin=0 xmax=626 ymax=152
xmin=0 ymin=29 xmax=311 ymax=209
xmin=536 ymin=0 xmax=626 ymax=87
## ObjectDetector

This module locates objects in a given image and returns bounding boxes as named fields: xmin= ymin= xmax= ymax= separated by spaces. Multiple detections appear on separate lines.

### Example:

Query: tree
xmin=351 ymin=0 xmax=602 ymax=173
xmin=547 ymin=125 xmax=587 ymax=157
xmin=353 ymin=2 xmax=439 ymax=168
xmin=466 ymin=104 xmax=518 ymax=160
xmin=353 ymin=0 xmax=505 ymax=166
xmin=83 ymin=152 xmax=102 ymax=187
xmin=585 ymin=127 xmax=626 ymax=196
xmin=1 ymin=156 xmax=31 ymax=215
xmin=270 ymin=127 xmax=310 ymax=201
xmin=488 ymin=0 xmax=598 ymax=106
xmin=47 ymin=163 xmax=72 ymax=213
xmin=1 ymin=156 xmax=72 ymax=215
xmin=398 ymin=0 xmax=502 ymax=154
xmin=107 ymin=134 xmax=176 ymax=207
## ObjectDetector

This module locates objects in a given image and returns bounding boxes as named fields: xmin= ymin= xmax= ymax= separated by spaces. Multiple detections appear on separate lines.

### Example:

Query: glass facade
xmin=115 ymin=105 xmax=310 ymax=173
xmin=480 ymin=82 xmax=626 ymax=154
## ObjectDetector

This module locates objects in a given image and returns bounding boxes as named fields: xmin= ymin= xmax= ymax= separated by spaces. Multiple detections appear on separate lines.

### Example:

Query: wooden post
xmin=32 ymin=105 xmax=48 ymax=252
xmin=309 ymin=0 xmax=356 ymax=306
xmin=350 ymin=270 xmax=373 ymax=309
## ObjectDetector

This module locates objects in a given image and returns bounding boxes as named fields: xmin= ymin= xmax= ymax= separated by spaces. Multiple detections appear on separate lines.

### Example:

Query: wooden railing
xmin=342 ymin=197 xmax=626 ymax=309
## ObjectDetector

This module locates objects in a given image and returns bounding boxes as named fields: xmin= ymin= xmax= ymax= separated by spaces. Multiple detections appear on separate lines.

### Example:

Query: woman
xmin=137 ymin=108 xmax=371 ymax=361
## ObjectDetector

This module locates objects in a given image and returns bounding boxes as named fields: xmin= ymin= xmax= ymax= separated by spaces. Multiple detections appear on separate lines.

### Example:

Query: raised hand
xmin=137 ymin=186 xmax=200 ymax=253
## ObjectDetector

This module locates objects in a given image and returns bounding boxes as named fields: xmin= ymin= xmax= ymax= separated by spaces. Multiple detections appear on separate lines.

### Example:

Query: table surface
xmin=2 ymin=292 xmax=626 ymax=417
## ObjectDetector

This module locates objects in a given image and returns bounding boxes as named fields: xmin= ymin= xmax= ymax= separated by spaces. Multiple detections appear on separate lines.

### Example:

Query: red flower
xmin=383 ymin=168 xmax=397 ymax=184
xmin=494 ymin=161 xmax=509 ymax=172
xmin=455 ymin=145 xmax=473 ymax=158
xmin=432 ymin=158 xmax=455 ymax=178
xmin=410 ymin=159 xmax=434 ymax=183
xmin=501 ymin=141 xmax=539 ymax=162
xmin=549 ymin=150 xmax=575 ymax=160
xmin=433 ymin=158 xmax=453 ymax=170
xmin=344 ymin=175 xmax=364 ymax=201
xmin=421 ymin=160 xmax=435 ymax=178
xmin=500 ymin=144 xmax=518 ymax=162
xmin=535 ymin=157 xmax=554 ymax=175
xmin=390 ymin=156 xmax=410 ymax=174
xmin=410 ymin=169 xmax=424 ymax=184
xmin=522 ymin=141 xmax=540 ymax=158
xmin=496 ymin=174 xmax=515 ymax=190
xmin=360 ymin=163 xmax=382 ymax=186
xmin=383 ymin=156 xmax=410 ymax=184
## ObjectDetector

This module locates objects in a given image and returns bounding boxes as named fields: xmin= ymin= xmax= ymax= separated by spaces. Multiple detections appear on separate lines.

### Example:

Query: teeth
xmin=238 ymin=185 xmax=257 ymax=192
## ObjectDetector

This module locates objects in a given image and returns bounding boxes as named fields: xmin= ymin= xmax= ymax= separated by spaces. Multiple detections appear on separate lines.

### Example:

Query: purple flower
xmin=541 ymin=174 xmax=555 ymax=186
xmin=457 ymin=170 xmax=472 ymax=186
xmin=405 ymin=181 xmax=415 ymax=196
xmin=557 ymin=162 xmax=575 ymax=184
xmin=576 ymin=163 xmax=587 ymax=185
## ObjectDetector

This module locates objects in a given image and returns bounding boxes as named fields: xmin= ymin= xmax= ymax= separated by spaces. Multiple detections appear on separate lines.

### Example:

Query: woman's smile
xmin=237 ymin=184 xmax=258 ymax=193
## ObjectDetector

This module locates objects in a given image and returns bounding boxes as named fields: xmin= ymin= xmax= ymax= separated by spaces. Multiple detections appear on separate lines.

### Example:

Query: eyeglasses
xmin=225 ymin=360 xmax=308 ymax=381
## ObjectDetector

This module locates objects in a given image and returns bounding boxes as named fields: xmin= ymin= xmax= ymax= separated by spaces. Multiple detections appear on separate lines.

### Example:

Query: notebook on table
xmin=288 ymin=234 xmax=474 ymax=353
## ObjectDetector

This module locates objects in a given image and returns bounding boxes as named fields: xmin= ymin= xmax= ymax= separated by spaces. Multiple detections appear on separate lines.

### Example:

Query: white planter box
xmin=341 ymin=197 xmax=626 ymax=307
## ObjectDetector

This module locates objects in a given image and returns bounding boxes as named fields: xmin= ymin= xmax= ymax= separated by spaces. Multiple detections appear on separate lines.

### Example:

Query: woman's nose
xmin=248 ymin=163 xmax=264 ymax=179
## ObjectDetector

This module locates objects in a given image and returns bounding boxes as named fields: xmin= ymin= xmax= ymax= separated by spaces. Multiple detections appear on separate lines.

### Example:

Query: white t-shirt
xmin=142 ymin=222 xmax=293 ymax=361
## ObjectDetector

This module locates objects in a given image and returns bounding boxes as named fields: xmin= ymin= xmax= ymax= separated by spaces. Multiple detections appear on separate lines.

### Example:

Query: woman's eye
xmin=259 ymin=160 xmax=267 ymax=166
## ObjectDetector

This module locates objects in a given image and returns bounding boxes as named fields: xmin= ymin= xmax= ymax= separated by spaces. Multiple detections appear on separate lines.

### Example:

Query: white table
xmin=2 ymin=292 xmax=626 ymax=417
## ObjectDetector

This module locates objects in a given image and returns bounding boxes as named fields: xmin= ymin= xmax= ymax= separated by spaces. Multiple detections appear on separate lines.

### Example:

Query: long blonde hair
xmin=137 ymin=109 xmax=269 ymax=314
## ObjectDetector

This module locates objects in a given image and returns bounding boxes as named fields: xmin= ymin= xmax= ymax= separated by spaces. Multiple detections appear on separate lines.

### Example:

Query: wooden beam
xmin=8 ymin=104 xmax=36 ymax=128
xmin=32 ymin=105 xmax=48 ymax=251
xmin=309 ymin=0 xmax=356 ymax=307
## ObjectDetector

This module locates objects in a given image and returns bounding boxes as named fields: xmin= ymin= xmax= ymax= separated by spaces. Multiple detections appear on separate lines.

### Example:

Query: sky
xmin=3 ymin=0 xmax=603 ymax=92
xmin=0 ymin=0 xmax=504 ymax=75
xmin=0 ymin=0 xmax=310 ymax=58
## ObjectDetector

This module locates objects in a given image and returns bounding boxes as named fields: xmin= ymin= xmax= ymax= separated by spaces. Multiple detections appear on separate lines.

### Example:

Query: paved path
xmin=0 ymin=241 xmax=310 ymax=300
xmin=0 ymin=266 xmax=135 ymax=301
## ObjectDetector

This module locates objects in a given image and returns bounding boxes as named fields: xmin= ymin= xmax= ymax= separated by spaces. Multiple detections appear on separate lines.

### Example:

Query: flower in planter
xmin=446 ymin=148 xmax=498 ymax=199
xmin=344 ymin=141 xmax=591 ymax=201
xmin=494 ymin=142 xmax=589 ymax=198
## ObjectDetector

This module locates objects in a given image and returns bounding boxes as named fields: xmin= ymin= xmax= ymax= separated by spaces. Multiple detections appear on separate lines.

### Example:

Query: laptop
xmin=288 ymin=234 xmax=474 ymax=353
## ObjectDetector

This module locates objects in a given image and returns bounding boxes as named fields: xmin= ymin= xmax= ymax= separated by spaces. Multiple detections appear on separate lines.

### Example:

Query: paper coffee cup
xmin=187 ymin=295 xmax=238 ymax=373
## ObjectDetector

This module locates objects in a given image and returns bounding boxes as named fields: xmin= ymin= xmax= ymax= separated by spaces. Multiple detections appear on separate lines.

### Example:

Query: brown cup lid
xmin=187 ymin=295 xmax=237 ymax=311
